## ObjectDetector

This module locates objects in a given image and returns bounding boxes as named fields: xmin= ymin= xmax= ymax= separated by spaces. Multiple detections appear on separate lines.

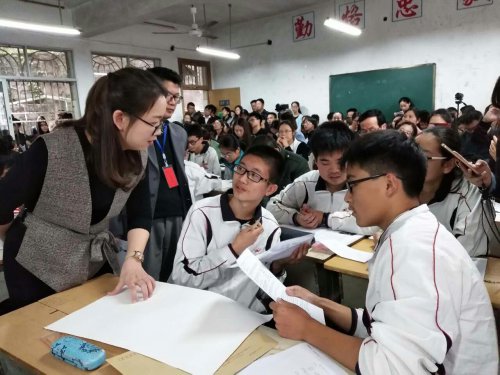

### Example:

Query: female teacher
xmin=0 ymin=67 xmax=166 ymax=314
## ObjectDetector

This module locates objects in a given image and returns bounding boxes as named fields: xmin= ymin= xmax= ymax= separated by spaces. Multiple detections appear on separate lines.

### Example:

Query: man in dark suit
xmin=144 ymin=67 xmax=192 ymax=281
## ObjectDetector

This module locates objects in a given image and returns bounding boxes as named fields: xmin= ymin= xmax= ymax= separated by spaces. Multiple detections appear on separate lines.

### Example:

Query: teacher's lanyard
xmin=155 ymin=123 xmax=169 ymax=167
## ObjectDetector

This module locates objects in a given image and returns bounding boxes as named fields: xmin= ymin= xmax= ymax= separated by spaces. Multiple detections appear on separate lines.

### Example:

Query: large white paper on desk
xmin=315 ymin=231 xmax=373 ymax=263
xmin=239 ymin=342 xmax=347 ymax=374
xmin=257 ymin=234 xmax=314 ymax=264
xmin=46 ymin=283 xmax=271 ymax=375
xmin=237 ymin=250 xmax=325 ymax=325
xmin=280 ymin=225 xmax=364 ymax=246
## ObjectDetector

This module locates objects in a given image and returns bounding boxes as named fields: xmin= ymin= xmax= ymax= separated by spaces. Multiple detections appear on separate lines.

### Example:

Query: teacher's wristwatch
xmin=128 ymin=251 xmax=144 ymax=263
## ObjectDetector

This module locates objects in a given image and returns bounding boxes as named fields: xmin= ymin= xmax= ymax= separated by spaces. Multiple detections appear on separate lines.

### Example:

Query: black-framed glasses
xmin=187 ymin=137 xmax=201 ymax=146
xmin=345 ymin=173 xmax=387 ymax=193
xmin=130 ymin=114 xmax=162 ymax=135
xmin=165 ymin=90 xmax=183 ymax=104
xmin=233 ymin=164 xmax=269 ymax=183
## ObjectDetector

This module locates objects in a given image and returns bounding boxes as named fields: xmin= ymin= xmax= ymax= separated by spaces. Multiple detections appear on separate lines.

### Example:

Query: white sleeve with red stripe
xmin=170 ymin=205 xmax=236 ymax=290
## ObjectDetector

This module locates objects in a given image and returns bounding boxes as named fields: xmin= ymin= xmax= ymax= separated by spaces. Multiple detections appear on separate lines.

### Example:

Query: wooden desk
xmin=323 ymin=238 xmax=374 ymax=279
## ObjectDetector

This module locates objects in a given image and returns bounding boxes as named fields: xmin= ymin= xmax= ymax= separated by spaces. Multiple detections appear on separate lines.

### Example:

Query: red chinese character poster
xmin=292 ymin=12 xmax=315 ymax=42
xmin=392 ymin=0 xmax=422 ymax=22
xmin=457 ymin=0 xmax=493 ymax=10
xmin=338 ymin=0 xmax=365 ymax=29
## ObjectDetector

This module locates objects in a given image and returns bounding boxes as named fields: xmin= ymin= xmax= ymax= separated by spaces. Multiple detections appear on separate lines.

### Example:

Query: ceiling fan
xmin=152 ymin=4 xmax=218 ymax=39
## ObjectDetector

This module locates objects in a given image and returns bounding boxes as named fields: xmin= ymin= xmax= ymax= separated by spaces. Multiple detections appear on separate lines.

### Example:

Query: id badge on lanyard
xmin=156 ymin=125 xmax=179 ymax=189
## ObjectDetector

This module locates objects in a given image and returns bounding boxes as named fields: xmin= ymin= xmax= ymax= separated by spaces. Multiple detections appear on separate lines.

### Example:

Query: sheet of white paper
xmin=494 ymin=201 xmax=500 ymax=222
xmin=239 ymin=342 xmax=347 ymax=374
xmin=46 ymin=283 xmax=271 ymax=375
xmin=315 ymin=231 xmax=373 ymax=263
xmin=237 ymin=250 xmax=325 ymax=325
xmin=280 ymin=225 xmax=364 ymax=246
xmin=257 ymin=234 xmax=314 ymax=264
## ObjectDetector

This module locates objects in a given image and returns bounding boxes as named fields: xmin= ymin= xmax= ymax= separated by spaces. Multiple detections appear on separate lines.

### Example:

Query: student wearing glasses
xmin=186 ymin=124 xmax=221 ymax=176
xmin=170 ymin=146 xmax=309 ymax=312
xmin=271 ymin=130 xmax=497 ymax=374
xmin=0 ymin=68 xmax=166 ymax=314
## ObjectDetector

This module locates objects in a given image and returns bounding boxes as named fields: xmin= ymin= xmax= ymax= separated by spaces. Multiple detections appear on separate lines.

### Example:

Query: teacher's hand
xmin=108 ymin=258 xmax=156 ymax=302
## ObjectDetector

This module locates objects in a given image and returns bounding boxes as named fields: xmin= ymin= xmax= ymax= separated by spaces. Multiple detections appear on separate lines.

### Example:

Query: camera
xmin=455 ymin=92 xmax=464 ymax=105
xmin=275 ymin=103 xmax=289 ymax=112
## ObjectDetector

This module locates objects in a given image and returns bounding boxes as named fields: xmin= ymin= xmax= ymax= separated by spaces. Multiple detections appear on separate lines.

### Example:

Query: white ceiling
xmin=18 ymin=0 xmax=327 ymax=37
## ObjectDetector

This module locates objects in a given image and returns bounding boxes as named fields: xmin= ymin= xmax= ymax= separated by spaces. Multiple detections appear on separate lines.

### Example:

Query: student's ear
xmin=381 ymin=123 xmax=387 ymax=130
xmin=385 ymin=173 xmax=401 ymax=197
xmin=442 ymin=159 xmax=456 ymax=174
xmin=113 ymin=110 xmax=128 ymax=131
xmin=265 ymin=183 xmax=279 ymax=197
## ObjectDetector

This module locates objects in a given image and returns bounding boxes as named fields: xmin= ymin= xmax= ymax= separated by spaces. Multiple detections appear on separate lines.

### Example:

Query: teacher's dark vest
xmin=16 ymin=127 xmax=146 ymax=292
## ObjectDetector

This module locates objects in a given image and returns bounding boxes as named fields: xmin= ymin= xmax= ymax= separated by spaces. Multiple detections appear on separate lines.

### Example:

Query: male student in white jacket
xmin=267 ymin=122 xmax=373 ymax=235
xmin=271 ymin=130 xmax=498 ymax=374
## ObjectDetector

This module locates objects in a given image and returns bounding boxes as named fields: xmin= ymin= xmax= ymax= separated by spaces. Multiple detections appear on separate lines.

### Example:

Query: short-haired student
xmin=271 ymin=130 xmax=498 ymax=374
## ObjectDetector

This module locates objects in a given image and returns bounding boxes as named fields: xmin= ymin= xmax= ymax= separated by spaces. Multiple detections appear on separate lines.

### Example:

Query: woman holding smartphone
xmin=415 ymin=126 xmax=494 ymax=257
xmin=0 ymin=67 xmax=166 ymax=314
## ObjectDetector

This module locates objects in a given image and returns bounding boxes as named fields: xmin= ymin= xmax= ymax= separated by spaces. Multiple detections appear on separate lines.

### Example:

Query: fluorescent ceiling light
xmin=196 ymin=46 xmax=240 ymax=60
xmin=324 ymin=18 xmax=362 ymax=36
xmin=0 ymin=18 xmax=80 ymax=36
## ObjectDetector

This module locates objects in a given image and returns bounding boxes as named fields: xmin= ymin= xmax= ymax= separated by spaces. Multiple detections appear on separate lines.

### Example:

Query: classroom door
xmin=208 ymin=87 xmax=241 ymax=112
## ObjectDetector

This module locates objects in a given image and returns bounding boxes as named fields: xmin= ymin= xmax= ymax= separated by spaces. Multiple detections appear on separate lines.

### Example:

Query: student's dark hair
xmin=430 ymin=109 xmax=453 ymax=125
xmin=358 ymin=109 xmax=386 ymax=126
xmin=460 ymin=105 xmax=476 ymax=114
xmin=235 ymin=104 xmax=244 ymax=114
xmin=309 ymin=121 xmax=354 ymax=158
xmin=404 ymin=107 xmax=420 ymax=118
xmin=327 ymin=112 xmax=334 ymax=121
xmin=447 ymin=107 xmax=457 ymax=114
xmin=243 ymin=145 xmax=284 ymax=184
xmin=492 ymin=76 xmax=500 ymax=108
xmin=187 ymin=123 xmax=204 ymax=138
xmin=256 ymin=98 xmax=265 ymax=105
xmin=457 ymin=110 xmax=482 ymax=125
xmin=346 ymin=108 xmax=358 ymax=114
xmin=302 ymin=116 xmax=318 ymax=129
xmin=222 ymin=106 xmax=231 ymax=113
xmin=342 ymin=130 xmax=426 ymax=198
xmin=396 ymin=121 xmax=418 ymax=138
xmin=399 ymin=97 xmax=413 ymax=107
xmin=278 ymin=111 xmax=297 ymax=128
xmin=421 ymin=127 xmax=462 ymax=201
xmin=251 ymin=135 xmax=278 ymax=149
xmin=250 ymin=99 xmax=257 ymax=105
xmin=267 ymin=112 xmax=277 ymax=119
xmin=219 ymin=134 xmax=240 ymax=151
xmin=60 ymin=67 xmax=165 ymax=191
xmin=36 ymin=116 xmax=49 ymax=134
xmin=311 ymin=114 xmax=320 ymax=122
xmin=279 ymin=119 xmax=297 ymax=132
xmin=418 ymin=109 xmax=430 ymax=124
xmin=205 ymin=104 xmax=217 ymax=114
xmin=248 ymin=111 xmax=262 ymax=121
xmin=147 ymin=67 xmax=182 ymax=85
xmin=187 ymin=102 xmax=195 ymax=107
xmin=291 ymin=101 xmax=302 ymax=114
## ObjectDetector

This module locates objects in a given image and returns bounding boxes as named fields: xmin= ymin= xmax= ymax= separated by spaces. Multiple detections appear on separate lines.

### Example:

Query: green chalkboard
xmin=329 ymin=64 xmax=435 ymax=123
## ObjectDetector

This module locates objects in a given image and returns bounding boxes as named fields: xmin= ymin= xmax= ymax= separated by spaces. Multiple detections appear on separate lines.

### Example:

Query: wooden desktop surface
xmin=323 ymin=239 xmax=500 ymax=309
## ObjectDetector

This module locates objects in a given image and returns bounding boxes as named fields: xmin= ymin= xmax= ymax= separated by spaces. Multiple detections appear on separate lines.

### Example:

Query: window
xmin=0 ymin=44 xmax=77 ymax=138
xmin=178 ymin=58 xmax=212 ymax=113
xmin=91 ymin=53 xmax=160 ymax=79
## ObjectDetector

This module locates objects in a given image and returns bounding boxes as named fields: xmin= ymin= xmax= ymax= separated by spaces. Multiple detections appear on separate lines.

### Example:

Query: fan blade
xmin=143 ymin=21 xmax=177 ymax=30
xmin=201 ymin=33 xmax=218 ymax=40
xmin=200 ymin=20 xmax=218 ymax=29
xmin=153 ymin=31 xmax=189 ymax=35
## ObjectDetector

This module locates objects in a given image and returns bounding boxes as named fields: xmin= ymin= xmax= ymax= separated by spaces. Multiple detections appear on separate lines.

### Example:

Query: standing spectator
xmin=201 ymin=104 xmax=217 ymax=125
xmin=291 ymin=101 xmax=303 ymax=130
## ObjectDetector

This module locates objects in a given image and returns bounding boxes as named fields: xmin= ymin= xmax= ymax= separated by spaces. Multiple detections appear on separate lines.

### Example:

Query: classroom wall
xmin=0 ymin=0 xmax=205 ymax=121
xmin=211 ymin=0 xmax=500 ymax=119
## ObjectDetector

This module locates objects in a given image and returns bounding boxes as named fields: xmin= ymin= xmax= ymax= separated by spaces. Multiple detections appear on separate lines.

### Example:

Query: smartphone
xmin=440 ymin=143 xmax=480 ymax=175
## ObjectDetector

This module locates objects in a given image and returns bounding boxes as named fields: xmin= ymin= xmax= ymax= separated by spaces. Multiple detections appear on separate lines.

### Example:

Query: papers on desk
xmin=280 ymin=225 xmax=364 ymax=246
xmin=315 ymin=231 xmax=373 ymax=263
xmin=239 ymin=343 xmax=347 ymax=374
xmin=257 ymin=234 xmax=314 ymax=264
xmin=237 ymin=250 xmax=325 ymax=325
xmin=46 ymin=283 xmax=271 ymax=375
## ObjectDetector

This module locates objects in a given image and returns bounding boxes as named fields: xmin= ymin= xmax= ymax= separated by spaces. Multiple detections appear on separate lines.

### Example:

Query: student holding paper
xmin=271 ymin=131 xmax=498 ymax=374
xmin=170 ymin=145 xmax=309 ymax=312
xmin=267 ymin=122 xmax=374 ymax=235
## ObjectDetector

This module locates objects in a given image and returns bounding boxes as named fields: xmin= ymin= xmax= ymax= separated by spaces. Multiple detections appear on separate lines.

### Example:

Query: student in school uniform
xmin=267 ymin=122 xmax=374 ymax=235
xmin=416 ymin=126 xmax=494 ymax=257
xmin=186 ymin=124 xmax=221 ymax=176
xmin=270 ymin=130 xmax=498 ymax=374
xmin=170 ymin=145 xmax=309 ymax=312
